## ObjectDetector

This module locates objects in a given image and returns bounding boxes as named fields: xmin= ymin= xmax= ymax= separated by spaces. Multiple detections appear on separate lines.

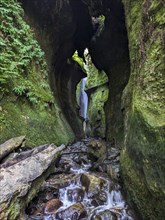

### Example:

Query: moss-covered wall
xmin=85 ymin=53 xmax=109 ymax=138
xmin=0 ymin=0 xmax=75 ymax=146
xmin=121 ymin=0 xmax=165 ymax=219
xmin=73 ymin=50 xmax=109 ymax=138
xmin=88 ymin=84 xmax=109 ymax=138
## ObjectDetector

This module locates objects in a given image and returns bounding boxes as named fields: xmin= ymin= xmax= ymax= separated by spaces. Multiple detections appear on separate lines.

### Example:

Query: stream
xmin=26 ymin=138 xmax=136 ymax=220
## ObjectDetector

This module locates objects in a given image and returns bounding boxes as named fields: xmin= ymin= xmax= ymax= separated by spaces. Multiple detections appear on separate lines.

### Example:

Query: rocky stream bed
xmin=24 ymin=138 xmax=137 ymax=220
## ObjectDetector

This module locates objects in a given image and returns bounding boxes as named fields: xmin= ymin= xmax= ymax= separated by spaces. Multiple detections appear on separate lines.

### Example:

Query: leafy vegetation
xmin=72 ymin=51 xmax=86 ymax=73
xmin=0 ymin=0 xmax=53 ymax=104
xmin=0 ymin=0 xmax=75 ymax=146
xmin=73 ymin=50 xmax=109 ymax=137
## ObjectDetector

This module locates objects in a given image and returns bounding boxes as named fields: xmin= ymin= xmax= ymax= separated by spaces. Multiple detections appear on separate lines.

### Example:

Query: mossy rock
xmin=121 ymin=0 xmax=165 ymax=218
xmin=88 ymin=84 xmax=109 ymax=138
xmin=121 ymin=149 xmax=165 ymax=220
xmin=0 ymin=96 xmax=75 ymax=147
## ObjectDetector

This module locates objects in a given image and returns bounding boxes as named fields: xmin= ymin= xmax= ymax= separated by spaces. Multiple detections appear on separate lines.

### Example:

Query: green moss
xmin=0 ymin=0 xmax=49 ymax=97
xmin=72 ymin=51 xmax=86 ymax=72
xmin=122 ymin=0 xmax=165 ymax=218
xmin=88 ymin=85 xmax=109 ymax=137
xmin=121 ymin=150 xmax=165 ymax=220
xmin=74 ymin=50 xmax=109 ymax=138
xmin=0 ymin=96 xmax=75 ymax=146
xmin=149 ymin=0 xmax=165 ymax=25
xmin=0 ymin=0 xmax=75 ymax=145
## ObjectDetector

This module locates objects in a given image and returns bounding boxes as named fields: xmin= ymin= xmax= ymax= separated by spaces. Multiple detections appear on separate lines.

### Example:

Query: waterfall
xmin=79 ymin=77 xmax=88 ymax=120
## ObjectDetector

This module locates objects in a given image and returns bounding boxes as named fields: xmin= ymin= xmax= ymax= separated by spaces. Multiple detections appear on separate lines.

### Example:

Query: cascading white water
xmin=79 ymin=77 xmax=88 ymax=121
xmin=28 ymin=140 xmax=135 ymax=220
xmin=55 ymin=170 xmax=132 ymax=220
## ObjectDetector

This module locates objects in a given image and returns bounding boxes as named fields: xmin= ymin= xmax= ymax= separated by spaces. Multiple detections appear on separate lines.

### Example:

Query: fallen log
xmin=0 ymin=143 xmax=65 ymax=220
xmin=0 ymin=136 xmax=25 ymax=162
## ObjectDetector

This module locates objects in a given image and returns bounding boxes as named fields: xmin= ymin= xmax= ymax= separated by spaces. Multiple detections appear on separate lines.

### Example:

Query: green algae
xmin=0 ymin=0 xmax=75 ymax=145
xmin=121 ymin=0 xmax=165 ymax=218
xmin=0 ymin=96 xmax=75 ymax=146
xmin=73 ymin=50 xmax=109 ymax=137
xmin=88 ymin=85 xmax=109 ymax=137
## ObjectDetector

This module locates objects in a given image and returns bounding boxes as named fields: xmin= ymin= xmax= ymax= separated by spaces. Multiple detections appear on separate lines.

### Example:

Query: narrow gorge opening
xmin=19 ymin=0 xmax=130 ymax=144
xmin=74 ymin=49 xmax=109 ymax=138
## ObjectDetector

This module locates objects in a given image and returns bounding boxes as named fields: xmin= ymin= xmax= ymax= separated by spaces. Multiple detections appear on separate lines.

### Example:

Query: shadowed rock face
xmin=89 ymin=0 xmax=130 ymax=146
xmin=19 ymin=0 xmax=95 ymax=139
xmin=19 ymin=0 xmax=130 ymax=143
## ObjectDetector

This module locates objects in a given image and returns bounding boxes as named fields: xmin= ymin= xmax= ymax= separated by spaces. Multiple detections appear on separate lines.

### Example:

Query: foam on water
xmin=56 ymin=169 xmax=132 ymax=220
xmin=28 ymin=140 xmax=135 ymax=220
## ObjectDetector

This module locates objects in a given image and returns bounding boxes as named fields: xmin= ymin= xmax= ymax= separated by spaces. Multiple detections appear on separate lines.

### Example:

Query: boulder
xmin=42 ymin=173 xmax=79 ymax=189
xmin=87 ymin=139 xmax=107 ymax=159
xmin=44 ymin=199 xmax=63 ymax=214
xmin=56 ymin=202 xmax=87 ymax=219
xmin=0 ymin=143 xmax=65 ymax=220
xmin=67 ymin=187 xmax=85 ymax=202
xmin=81 ymin=173 xmax=107 ymax=205
xmin=107 ymin=164 xmax=120 ymax=180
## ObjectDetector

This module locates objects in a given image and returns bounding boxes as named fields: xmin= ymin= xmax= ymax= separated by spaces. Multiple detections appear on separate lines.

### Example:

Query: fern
xmin=0 ymin=0 xmax=47 ymax=86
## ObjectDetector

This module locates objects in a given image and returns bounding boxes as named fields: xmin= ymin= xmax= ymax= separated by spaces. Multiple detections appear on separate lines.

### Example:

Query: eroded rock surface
xmin=0 ymin=141 xmax=65 ymax=220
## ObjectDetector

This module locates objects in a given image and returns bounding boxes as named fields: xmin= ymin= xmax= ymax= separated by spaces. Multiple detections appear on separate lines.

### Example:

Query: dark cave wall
xmin=20 ymin=0 xmax=130 ymax=143
xmin=90 ymin=1 xmax=165 ymax=219
xmin=19 ymin=0 xmax=94 ymax=138
xmin=89 ymin=0 xmax=130 ymax=147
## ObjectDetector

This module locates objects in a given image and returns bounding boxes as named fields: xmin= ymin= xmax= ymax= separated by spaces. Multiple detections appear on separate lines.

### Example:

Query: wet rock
xmin=107 ymin=164 xmax=120 ymax=180
xmin=56 ymin=202 xmax=87 ymax=220
xmin=25 ymin=139 xmax=136 ymax=220
xmin=80 ymin=173 xmax=107 ymax=198
xmin=57 ymin=154 xmax=82 ymax=172
xmin=67 ymin=188 xmax=85 ymax=202
xmin=92 ymin=154 xmax=107 ymax=170
xmin=29 ymin=209 xmax=44 ymax=220
xmin=45 ymin=191 xmax=54 ymax=201
xmin=87 ymin=139 xmax=107 ymax=159
xmin=44 ymin=199 xmax=63 ymax=214
xmin=62 ymin=142 xmax=87 ymax=154
xmin=91 ymin=210 xmax=117 ymax=220
xmin=107 ymin=147 xmax=120 ymax=160
xmin=43 ymin=173 xmax=79 ymax=189
xmin=97 ymin=190 xmax=107 ymax=203
xmin=0 ymin=144 xmax=65 ymax=220
xmin=97 ymin=164 xmax=107 ymax=172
